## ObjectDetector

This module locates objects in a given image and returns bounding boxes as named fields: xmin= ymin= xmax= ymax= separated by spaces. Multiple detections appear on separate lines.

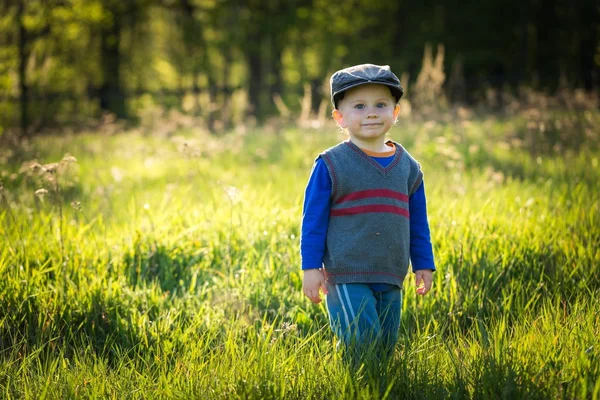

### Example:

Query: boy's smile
xmin=332 ymin=84 xmax=400 ymax=151
xmin=362 ymin=122 xmax=384 ymax=127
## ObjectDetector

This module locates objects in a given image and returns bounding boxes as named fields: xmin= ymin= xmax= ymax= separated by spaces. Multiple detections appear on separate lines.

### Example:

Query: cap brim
xmin=332 ymin=81 xmax=404 ymax=104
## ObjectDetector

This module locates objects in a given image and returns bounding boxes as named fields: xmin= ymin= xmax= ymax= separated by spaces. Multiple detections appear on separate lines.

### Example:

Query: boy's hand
xmin=415 ymin=269 xmax=433 ymax=296
xmin=302 ymin=269 xmax=328 ymax=304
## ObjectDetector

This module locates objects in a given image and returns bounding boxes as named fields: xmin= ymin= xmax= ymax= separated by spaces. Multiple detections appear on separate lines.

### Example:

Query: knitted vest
xmin=319 ymin=140 xmax=423 ymax=287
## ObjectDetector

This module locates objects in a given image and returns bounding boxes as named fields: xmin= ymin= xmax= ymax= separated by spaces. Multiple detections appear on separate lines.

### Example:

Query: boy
xmin=300 ymin=64 xmax=435 ymax=356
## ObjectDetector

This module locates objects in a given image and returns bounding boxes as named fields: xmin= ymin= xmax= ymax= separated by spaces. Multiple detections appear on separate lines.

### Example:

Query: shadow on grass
xmin=402 ymin=237 xmax=599 ymax=337
xmin=122 ymin=235 xmax=207 ymax=294
xmin=378 ymin=348 xmax=554 ymax=400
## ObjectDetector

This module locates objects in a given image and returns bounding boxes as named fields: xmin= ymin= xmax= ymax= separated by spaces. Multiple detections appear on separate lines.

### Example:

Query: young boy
xmin=300 ymin=64 xmax=435 ymax=356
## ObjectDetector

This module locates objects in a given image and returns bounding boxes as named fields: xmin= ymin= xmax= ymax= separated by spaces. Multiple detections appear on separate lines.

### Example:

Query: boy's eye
xmin=377 ymin=103 xmax=387 ymax=108
xmin=354 ymin=104 xmax=365 ymax=110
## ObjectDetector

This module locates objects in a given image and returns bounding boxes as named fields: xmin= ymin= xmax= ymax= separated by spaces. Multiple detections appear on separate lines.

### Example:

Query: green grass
xmin=1 ymin=112 xmax=599 ymax=399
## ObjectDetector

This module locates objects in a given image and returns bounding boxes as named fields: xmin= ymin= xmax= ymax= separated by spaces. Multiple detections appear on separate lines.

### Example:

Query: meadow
xmin=0 ymin=105 xmax=599 ymax=399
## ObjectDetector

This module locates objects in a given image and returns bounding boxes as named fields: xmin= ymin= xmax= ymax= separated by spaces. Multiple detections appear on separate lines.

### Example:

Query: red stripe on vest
xmin=336 ymin=189 xmax=409 ymax=204
xmin=325 ymin=271 xmax=405 ymax=279
xmin=330 ymin=205 xmax=409 ymax=218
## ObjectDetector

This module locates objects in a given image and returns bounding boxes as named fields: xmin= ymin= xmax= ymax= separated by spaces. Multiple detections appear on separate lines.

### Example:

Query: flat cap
xmin=330 ymin=64 xmax=404 ymax=108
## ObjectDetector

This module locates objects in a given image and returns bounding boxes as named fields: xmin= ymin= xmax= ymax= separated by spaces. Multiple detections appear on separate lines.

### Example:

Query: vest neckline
xmin=344 ymin=140 xmax=403 ymax=175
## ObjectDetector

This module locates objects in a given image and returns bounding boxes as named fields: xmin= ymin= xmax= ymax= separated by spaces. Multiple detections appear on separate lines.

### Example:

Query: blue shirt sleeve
xmin=300 ymin=158 xmax=331 ymax=270
xmin=409 ymin=182 xmax=436 ymax=271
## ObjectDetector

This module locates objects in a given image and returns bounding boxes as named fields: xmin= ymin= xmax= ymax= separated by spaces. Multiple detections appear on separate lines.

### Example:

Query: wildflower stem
xmin=52 ymin=171 xmax=66 ymax=286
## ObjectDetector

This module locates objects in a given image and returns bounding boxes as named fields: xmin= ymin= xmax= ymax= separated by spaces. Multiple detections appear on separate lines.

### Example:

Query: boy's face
xmin=333 ymin=84 xmax=400 ymax=143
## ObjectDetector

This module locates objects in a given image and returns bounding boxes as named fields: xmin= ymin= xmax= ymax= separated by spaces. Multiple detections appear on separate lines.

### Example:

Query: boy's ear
xmin=332 ymin=109 xmax=346 ymax=128
xmin=393 ymin=104 xmax=401 ymax=120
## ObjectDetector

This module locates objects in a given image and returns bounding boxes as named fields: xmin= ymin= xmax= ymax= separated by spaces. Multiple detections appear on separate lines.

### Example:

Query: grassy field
xmin=1 ymin=110 xmax=599 ymax=399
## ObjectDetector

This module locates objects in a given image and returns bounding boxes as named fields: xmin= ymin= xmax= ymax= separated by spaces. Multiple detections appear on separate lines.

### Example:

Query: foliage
xmin=0 ymin=0 xmax=598 ymax=134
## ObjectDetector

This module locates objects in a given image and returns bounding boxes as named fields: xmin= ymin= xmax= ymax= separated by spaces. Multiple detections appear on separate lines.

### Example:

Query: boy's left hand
xmin=415 ymin=269 xmax=433 ymax=295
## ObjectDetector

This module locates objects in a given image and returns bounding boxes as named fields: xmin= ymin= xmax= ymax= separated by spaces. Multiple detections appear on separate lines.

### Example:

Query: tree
xmin=16 ymin=0 xmax=27 ymax=137
xmin=98 ymin=0 xmax=152 ymax=119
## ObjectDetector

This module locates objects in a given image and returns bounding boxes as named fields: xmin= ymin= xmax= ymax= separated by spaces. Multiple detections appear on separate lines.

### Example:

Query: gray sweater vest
xmin=319 ymin=140 xmax=423 ymax=287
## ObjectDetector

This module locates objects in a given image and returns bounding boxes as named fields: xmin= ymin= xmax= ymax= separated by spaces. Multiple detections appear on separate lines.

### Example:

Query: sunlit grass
xmin=1 ymin=113 xmax=599 ymax=399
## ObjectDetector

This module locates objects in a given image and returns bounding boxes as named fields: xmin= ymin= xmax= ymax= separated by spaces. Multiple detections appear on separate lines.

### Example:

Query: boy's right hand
xmin=302 ymin=269 xmax=328 ymax=304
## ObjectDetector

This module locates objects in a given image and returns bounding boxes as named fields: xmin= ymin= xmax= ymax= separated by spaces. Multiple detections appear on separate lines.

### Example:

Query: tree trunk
xmin=517 ymin=0 xmax=529 ymax=87
xmin=17 ymin=0 xmax=28 ymax=138
xmin=270 ymin=35 xmax=283 ymax=98
xmin=534 ymin=0 xmax=559 ymax=90
xmin=246 ymin=33 xmax=263 ymax=120
xmin=221 ymin=46 xmax=233 ymax=131
xmin=179 ymin=0 xmax=201 ymax=114
xmin=577 ymin=0 xmax=599 ymax=91
xmin=99 ymin=10 xmax=126 ymax=118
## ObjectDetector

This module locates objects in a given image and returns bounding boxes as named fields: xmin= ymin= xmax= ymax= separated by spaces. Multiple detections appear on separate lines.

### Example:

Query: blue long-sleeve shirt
xmin=301 ymin=150 xmax=435 ymax=277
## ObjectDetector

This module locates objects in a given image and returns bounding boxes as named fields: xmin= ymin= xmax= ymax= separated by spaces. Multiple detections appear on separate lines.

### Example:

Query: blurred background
xmin=1 ymin=3 xmax=599 ymax=396
xmin=0 ymin=0 xmax=598 ymax=139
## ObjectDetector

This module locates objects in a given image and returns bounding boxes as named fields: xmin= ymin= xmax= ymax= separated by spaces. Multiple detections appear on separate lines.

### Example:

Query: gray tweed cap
xmin=330 ymin=64 xmax=404 ymax=108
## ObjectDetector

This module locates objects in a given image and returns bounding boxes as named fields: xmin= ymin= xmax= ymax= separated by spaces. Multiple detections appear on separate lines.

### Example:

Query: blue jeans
xmin=325 ymin=282 xmax=402 ymax=358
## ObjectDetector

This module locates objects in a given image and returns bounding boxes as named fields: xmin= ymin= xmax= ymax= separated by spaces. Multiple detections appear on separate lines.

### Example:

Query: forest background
xmin=1 ymin=0 xmax=599 ymax=137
